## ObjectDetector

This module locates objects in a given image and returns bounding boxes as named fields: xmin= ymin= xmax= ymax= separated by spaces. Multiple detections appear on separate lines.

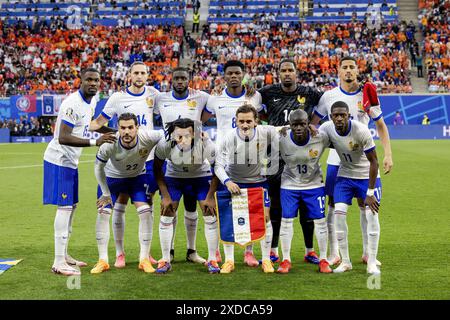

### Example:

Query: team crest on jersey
xmin=146 ymin=98 xmax=154 ymax=108
xmin=61 ymin=193 xmax=68 ymax=199
xmin=357 ymin=101 xmax=365 ymax=112
xmin=139 ymin=148 xmax=149 ymax=158
xmin=309 ymin=149 xmax=319 ymax=158
xmin=297 ymin=96 xmax=306 ymax=107
xmin=349 ymin=141 xmax=359 ymax=151
xmin=187 ymin=99 xmax=197 ymax=109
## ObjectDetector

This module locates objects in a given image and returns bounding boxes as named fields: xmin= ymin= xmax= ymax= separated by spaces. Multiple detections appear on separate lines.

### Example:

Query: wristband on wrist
xmin=366 ymin=188 xmax=375 ymax=197
xmin=90 ymin=139 xmax=96 ymax=147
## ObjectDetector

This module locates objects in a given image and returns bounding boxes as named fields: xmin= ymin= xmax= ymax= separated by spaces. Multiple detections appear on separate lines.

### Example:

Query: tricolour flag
xmin=216 ymin=187 xmax=266 ymax=247
xmin=0 ymin=259 xmax=22 ymax=275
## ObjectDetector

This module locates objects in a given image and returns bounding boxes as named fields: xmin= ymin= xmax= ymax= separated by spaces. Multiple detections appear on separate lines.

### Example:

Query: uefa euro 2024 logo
xmin=16 ymin=96 xmax=31 ymax=112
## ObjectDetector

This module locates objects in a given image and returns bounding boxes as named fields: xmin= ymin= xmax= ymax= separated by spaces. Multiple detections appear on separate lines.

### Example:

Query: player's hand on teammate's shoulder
xmin=201 ymin=131 xmax=209 ymax=141
xmin=225 ymin=181 xmax=241 ymax=195
xmin=365 ymin=195 xmax=380 ymax=214
xmin=97 ymin=195 xmax=112 ymax=209
xmin=278 ymin=126 xmax=289 ymax=137
xmin=244 ymin=83 xmax=256 ymax=97
xmin=96 ymin=132 xmax=117 ymax=146
xmin=211 ymin=82 xmax=225 ymax=96
xmin=309 ymin=124 xmax=319 ymax=137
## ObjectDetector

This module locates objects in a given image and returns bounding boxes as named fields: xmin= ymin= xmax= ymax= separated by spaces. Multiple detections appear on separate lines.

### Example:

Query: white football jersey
xmin=154 ymin=90 xmax=209 ymax=127
xmin=205 ymin=89 xmax=262 ymax=144
xmin=96 ymin=128 xmax=163 ymax=178
xmin=154 ymin=138 xmax=215 ymax=178
xmin=315 ymin=86 xmax=382 ymax=165
xmin=319 ymin=120 xmax=376 ymax=179
xmin=215 ymin=125 xmax=279 ymax=184
xmin=100 ymin=86 xmax=159 ymax=161
xmin=280 ymin=130 xmax=329 ymax=190
xmin=44 ymin=91 xmax=96 ymax=169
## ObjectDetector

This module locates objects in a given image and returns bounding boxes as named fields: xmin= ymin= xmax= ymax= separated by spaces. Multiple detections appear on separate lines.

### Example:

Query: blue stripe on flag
xmin=216 ymin=191 xmax=235 ymax=243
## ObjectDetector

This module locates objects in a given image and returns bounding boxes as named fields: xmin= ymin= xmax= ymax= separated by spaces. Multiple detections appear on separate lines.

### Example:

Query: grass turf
xmin=0 ymin=141 xmax=449 ymax=300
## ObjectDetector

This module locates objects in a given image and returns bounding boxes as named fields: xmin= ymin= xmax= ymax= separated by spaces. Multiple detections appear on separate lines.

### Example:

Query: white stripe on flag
xmin=231 ymin=189 xmax=251 ymax=246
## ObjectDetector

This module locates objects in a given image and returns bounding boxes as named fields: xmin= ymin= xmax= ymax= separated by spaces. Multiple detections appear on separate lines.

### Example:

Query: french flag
xmin=216 ymin=188 xmax=266 ymax=247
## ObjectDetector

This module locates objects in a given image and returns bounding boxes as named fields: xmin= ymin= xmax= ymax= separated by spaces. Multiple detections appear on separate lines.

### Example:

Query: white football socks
xmin=65 ymin=204 xmax=76 ymax=258
xmin=335 ymin=204 xmax=350 ymax=264
xmin=360 ymin=206 xmax=369 ymax=257
xmin=54 ymin=206 xmax=72 ymax=266
xmin=96 ymin=208 xmax=111 ymax=262
xmin=327 ymin=205 xmax=339 ymax=258
xmin=112 ymin=202 xmax=126 ymax=256
xmin=203 ymin=215 xmax=219 ymax=262
xmin=184 ymin=210 xmax=198 ymax=250
xmin=159 ymin=216 xmax=174 ymax=262
xmin=260 ymin=221 xmax=273 ymax=261
xmin=314 ymin=217 xmax=328 ymax=261
xmin=137 ymin=205 xmax=153 ymax=261
xmin=280 ymin=217 xmax=294 ymax=262
xmin=223 ymin=243 xmax=235 ymax=262
xmin=366 ymin=207 xmax=380 ymax=266
xmin=171 ymin=213 xmax=178 ymax=251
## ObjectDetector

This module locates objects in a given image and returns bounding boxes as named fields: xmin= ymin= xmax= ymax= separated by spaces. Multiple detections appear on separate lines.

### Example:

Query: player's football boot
xmin=90 ymin=260 xmax=110 ymax=274
xmin=333 ymin=262 xmax=353 ymax=273
xmin=220 ymin=260 xmax=235 ymax=274
xmin=244 ymin=252 xmax=259 ymax=267
xmin=156 ymin=260 xmax=172 ymax=274
xmin=186 ymin=249 xmax=206 ymax=264
xmin=114 ymin=253 xmax=126 ymax=268
xmin=319 ymin=259 xmax=333 ymax=273
xmin=66 ymin=255 xmax=87 ymax=267
xmin=367 ymin=263 xmax=381 ymax=275
xmin=270 ymin=250 xmax=280 ymax=263
xmin=52 ymin=263 xmax=81 ymax=276
xmin=149 ymin=255 xmax=158 ymax=265
xmin=304 ymin=251 xmax=320 ymax=264
xmin=362 ymin=255 xmax=382 ymax=266
xmin=327 ymin=255 xmax=341 ymax=266
xmin=277 ymin=259 xmax=291 ymax=274
xmin=207 ymin=260 xmax=220 ymax=274
xmin=139 ymin=258 xmax=155 ymax=273
xmin=216 ymin=249 xmax=222 ymax=264
xmin=170 ymin=249 xmax=175 ymax=263
xmin=261 ymin=259 xmax=275 ymax=273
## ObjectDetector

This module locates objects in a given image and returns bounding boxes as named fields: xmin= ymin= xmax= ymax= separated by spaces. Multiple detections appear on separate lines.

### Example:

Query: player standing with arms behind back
xmin=43 ymin=68 xmax=116 ymax=276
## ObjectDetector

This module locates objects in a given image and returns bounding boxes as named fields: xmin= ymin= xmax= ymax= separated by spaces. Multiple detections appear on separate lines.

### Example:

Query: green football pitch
xmin=0 ymin=141 xmax=449 ymax=300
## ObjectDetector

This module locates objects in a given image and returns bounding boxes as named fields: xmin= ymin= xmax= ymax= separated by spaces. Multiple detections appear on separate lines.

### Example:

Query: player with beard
xmin=258 ymin=59 xmax=323 ymax=265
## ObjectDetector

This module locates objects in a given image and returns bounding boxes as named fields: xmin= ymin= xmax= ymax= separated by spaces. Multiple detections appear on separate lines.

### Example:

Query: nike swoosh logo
xmin=284 ymin=154 xmax=293 ymax=157
xmin=274 ymin=99 xmax=281 ymax=102
xmin=124 ymin=105 xmax=131 ymax=108
xmin=163 ymin=105 xmax=170 ymax=108
xmin=218 ymin=106 xmax=226 ymax=109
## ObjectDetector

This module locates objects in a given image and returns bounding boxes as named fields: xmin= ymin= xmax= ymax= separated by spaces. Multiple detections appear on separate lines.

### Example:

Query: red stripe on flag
xmin=246 ymin=187 xmax=266 ymax=242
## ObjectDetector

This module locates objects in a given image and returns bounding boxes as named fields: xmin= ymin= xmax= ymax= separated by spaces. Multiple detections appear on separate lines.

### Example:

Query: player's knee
xmin=334 ymin=203 xmax=348 ymax=215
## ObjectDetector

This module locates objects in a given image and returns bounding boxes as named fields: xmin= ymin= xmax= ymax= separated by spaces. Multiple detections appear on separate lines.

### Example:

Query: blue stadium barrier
xmin=32 ymin=136 xmax=53 ymax=143
xmin=0 ymin=128 xmax=9 ymax=143
xmin=92 ymin=17 xmax=184 ymax=26
xmin=370 ymin=125 xmax=450 ymax=140
xmin=103 ymin=1 xmax=185 ymax=7
xmin=210 ymin=0 xmax=298 ymax=5
xmin=1 ymin=3 xmax=90 ymax=9
xmin=0 ymin=11 xmax=89 ymax=17
xmin=97 ymin=9 xmax=184 ymax=16
xmin=208 ymin=15 xmax=398 ymax=23
xmin=11 ymin=136 xmax=33 ymax=143
xmin=209 ymin=8 xmax=297 ymax=14
xmin=314 ymin=7 xmax=392 ymax=13
xmin=312 ymin=0 xmax=395 ymax=3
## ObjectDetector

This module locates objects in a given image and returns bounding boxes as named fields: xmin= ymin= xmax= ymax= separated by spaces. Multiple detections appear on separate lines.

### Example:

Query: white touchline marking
xmin=0 ymin=160 xmax=94 ymax=170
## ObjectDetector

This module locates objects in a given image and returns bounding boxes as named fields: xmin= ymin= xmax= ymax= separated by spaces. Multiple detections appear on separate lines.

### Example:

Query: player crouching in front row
xmin=153 ymin=118 xmax=220 ymax=274
xmin=92 ymin=113 xmax=164 ymax=274
xmin=208 ymin=104 xmax=279 ymax=274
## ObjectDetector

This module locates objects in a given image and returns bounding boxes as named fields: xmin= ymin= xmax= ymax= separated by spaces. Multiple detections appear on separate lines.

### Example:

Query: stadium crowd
xmin=0 ymin=115 xmax=54 ymax=136
xmin=0 ymin=18 xmax=184 ymax=97
xmin=419 ymin=0 xmax=450 ymax=93
xmin=191 ymin=21 xmax=413 ymax=93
